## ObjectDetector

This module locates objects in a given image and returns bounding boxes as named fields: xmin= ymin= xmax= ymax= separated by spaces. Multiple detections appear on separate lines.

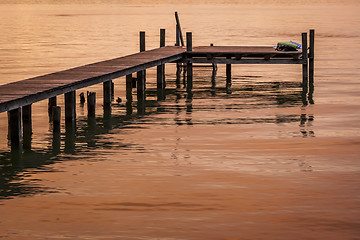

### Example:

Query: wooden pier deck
xmin=0 ymin=27 xmax=314 ymax=151
xmin=0 ymin=46 xmax=185 ymax=113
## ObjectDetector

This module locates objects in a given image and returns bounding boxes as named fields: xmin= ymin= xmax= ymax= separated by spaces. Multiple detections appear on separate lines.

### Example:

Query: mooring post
xmin=137 ymin=71 xmax=146 ymax=102
xmin=8 ymin=107 xmax=22 ymax=149
xmin=186 ymin=32 xmax=193 ymax=91
xmin=87 ymin=91 xmax=96 ymax=118
xmin=52 ymin=106 xmax=61 ymax=154
xmin=139 ymin=31 xmax=146 ymax=89
xmin=175 ymin=12 xmax=184 ymax=46
xmin=22 ymin=104 xmax=32 ymax=151
xmin=226 ymin=57 xmax=231 ymax=86
xmin=111 ymin=80 xmax=115 ymax=99
xmin=302 ymin=32 xmax=308 ymax=95
xmin=48 ymin=96 xmax=57 ymax=119
xmin=309 ymin=29 xmax=315 ymax=95
xmin=157 ymin=29 xmax=166 ymax=90
xmin=65 ymin=91 xmax=76 ymax=122
xmin=103 ymin=81 xmax=112 ymax=109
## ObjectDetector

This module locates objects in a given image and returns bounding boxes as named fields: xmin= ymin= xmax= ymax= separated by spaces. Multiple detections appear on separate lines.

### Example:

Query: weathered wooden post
xmin=8 ymin=107 xmax=21 ymax=149
xmin=103 ymin=80 xmax=112 ymax=109
xmin=22 ymin=104 xmax=32 ymax=151
xmin=309 ymin=29 xmax=315 ymax=96
xmin=157 ymin=29 xmax=165 ymax=91
xmin=87 ymin=91 xmax=96 ymax=118
xmin=48 ymin=96 xmax=57 ymax=120
xmin=126 ymin=74 xmax=133 ymax=102
xmin=186 ymin=32 xmax=193 ymax=91
xmin=137 ymin=31 xmax=146 ymax=101
xmin=226 ymin=56 xmax=231 ymax=87
xmin=175 ymin=12 xmax=184 ymax=46
xmin=302 ymin=32 xmax=308 ymax=95
xmin=52 ymin=106 xmax=61 ymax=154
xmin=65 ymin=91 xmax=76 ymax=122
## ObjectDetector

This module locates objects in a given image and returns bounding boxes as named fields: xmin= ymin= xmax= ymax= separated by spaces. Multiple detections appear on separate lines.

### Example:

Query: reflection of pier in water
xmin=0 ymin=69 xmax=314 ymax=199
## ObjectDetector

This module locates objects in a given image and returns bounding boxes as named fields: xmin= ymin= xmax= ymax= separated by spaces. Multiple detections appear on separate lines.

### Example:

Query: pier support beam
xmin=8 ymin=107 xmax=22 ymax=150
xmin=103 ymin=81 xmax=112 ymax=108
xmin=65 ymin=91 xmax=76 ymax=122
xmin=138 ymin=31 xmax=146 ymax=90
xmin=48 ymin=96 xmax=57 ymax=119
xmin=302 ymin=32 xmax=308 ymax=96
xmin=186 ymin=32 xmax=193 ymax=91
xmin=87 ymin=91 xmax=96 ymax=118
xmin=52 ymin=106 xmax=61 ymax=154
xmin=226 ymin=57 xmax=232 ymax=87
xmin=157 ymin=29 xmax=166 ymax=90
xmin=22 ymin=104 xmax=32 ymax=151
xmin=126 ymin=74 xmax=133 ymax=102
xmin=309 ymin=29 xmax=315 ymax=102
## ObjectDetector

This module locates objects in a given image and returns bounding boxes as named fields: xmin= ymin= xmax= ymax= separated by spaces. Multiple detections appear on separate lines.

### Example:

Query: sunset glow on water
xmin=0 ymin=1 xmax=359 ymax=239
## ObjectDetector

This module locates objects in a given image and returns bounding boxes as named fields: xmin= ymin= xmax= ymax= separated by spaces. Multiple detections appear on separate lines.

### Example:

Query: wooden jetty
xmin=0 ymin=13 xmax=314 ymax=151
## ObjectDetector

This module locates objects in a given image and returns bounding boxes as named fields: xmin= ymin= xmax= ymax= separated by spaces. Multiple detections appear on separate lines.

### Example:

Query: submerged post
xmin=8 ymin=107 xmax=22 ymax=149
xmin=302 ymin=32 xmax=308 ymax=95
xmin=126 ymin=74 xmax=133 ymax=102
xmin=65 ymin=91 xmax=76 ymax=122
xmin=226 ymin=56 xmax=232 ymax=87
xmin=309 ymin=29 xmax=315 ymax=95
xmin=22 ymin=104 xmax=32 ymax=151
xmin=87 ymin=91 xmax=96 ymax=118
xmin=186 ymin=32 xmax=193 ymax=91
xmin=52 ymin=106 xmax=61 ymax=154
xmin=48 ymin=96 xmax=57 ymax=119
xmin=103 ymin=80 xmax=112 ymax=108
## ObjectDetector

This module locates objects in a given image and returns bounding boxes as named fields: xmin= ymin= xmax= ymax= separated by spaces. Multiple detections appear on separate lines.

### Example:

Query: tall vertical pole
xmin=157 ymin=29 xmax=166 ymax=90
xmin=302 ymin=32 xmax=308 ymax=96
xmin=186 ymin=32 xmax=193 ymax=91
xmin=87 ymin=91 xmax=96 ymax=118
xmin=126 ymin=74 xmax=133 ymax=115
xmin=309 ymin=29 xmax=315 ymax=101
xmin=175 ymin=12 xmax=184 ymax=47
xmin=22 ymin=104 xmax=32 ymax=151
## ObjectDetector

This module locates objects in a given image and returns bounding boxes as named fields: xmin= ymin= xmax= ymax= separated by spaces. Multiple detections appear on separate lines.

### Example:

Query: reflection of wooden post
xmin=87 ymin=91 xmax=96 ymax=118
xmin=186 ymin=32 xmax=193 ymax=91
xmin=302 ymin=32 xmax=308 ymax=95
xmin=309 ymin=29 xmax=315 ymax=93
xmin=22 ymin=104 xmax=32 ymax=151
xmin=65 ymin=91 xmax=76 ymax=122
xmin=8 ymin=107 xmax=22 ymax=149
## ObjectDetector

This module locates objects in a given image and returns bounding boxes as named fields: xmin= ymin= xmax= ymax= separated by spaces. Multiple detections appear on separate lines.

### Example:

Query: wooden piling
xmin=157 ymin=29 xmax=166 ymax=89
xmin=126 ymin=74 xmax=133 ymax=102
xmin=103 ymin=80 xmax=112 ymax=108
xmin=48 ymin=96 xmax=57 ymax=118
xmin=87 ymin=91 xmax=96 ymax=118
xmin=52 ymin=106 xmax=61 ymax=154
xmin=139 ymin=31 xmax=146 ymax=90
xmin=22 ymin=104 xmax=32 ymax=151
xmin=175 ymin=12 xmax=184 ymax=46
xmin=111 ymin=80 xmax=115 ymax=99
xmin=137 ymin=71 xmax=145 ymax=101
xmin=226 ymin=56 xmax=231 ymax=86
xmin=302 ymin=32 xmax=308 ymax=94
xmin=65 ymin=91 xmax=76 ymax=122
xmin=8 ymin=107 xmax=22 ymax=149
xmin=186 ymin=32 xmax=193 ymax=90
xmin=309 ymin=29 xmax=315 ymax=94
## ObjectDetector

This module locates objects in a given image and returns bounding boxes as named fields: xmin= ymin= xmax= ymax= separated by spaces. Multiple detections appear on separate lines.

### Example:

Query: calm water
xmin=1 ymin=1 xmax=360 ymax=239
